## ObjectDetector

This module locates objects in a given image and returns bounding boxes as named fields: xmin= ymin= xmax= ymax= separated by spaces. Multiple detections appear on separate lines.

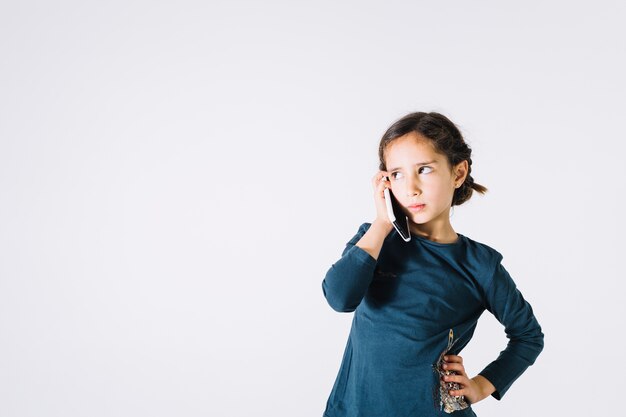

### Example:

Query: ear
xmin=454 ymin=160 xmax=469 ymax=184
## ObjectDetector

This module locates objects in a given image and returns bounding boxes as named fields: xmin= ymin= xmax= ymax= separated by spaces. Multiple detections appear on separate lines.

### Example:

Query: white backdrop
xmin=1 ymin=1 xmax=624 ymax=416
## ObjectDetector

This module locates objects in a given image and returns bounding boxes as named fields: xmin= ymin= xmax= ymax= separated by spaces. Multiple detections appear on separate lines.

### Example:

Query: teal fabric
xmin=322 ymin=222 xmax=544 ymax=417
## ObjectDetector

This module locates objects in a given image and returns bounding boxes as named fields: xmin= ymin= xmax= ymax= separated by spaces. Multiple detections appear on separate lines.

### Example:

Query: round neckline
xmin=410 ymin=231 xmax=465 ymax=247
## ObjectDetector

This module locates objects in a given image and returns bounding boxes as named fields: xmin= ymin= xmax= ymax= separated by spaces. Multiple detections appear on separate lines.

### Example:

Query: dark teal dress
xmin=322 ymin=223 xmax=544 ymax=417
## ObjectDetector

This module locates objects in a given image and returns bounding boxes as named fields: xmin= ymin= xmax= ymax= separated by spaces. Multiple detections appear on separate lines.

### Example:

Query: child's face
xmin=384 ymin=132 xmax=466 ymax=228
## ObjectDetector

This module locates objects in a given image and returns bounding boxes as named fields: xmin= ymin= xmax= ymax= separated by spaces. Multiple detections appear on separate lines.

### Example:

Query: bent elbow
xmin=514 ymin=328 xmax=545 ymax=365
xmin=529 ymin=323 xmax=545 ymax=353
xmin=329 ymin=301 xmax=357 ymax=313
xmin=322 ymin=280 xmax=358 ymax=313
xmin=535 ymin=329 xmax=545 ymax=356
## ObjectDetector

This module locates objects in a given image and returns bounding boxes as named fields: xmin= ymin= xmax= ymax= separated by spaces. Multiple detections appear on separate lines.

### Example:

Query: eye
xmin=391 ymin=166 xmax=432 ymax=179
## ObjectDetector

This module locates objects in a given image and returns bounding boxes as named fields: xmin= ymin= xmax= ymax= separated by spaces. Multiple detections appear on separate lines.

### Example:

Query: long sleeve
xmin=321 ymin=222 xmax=378 ymax=312
xmin=478 ymin=253 xmax=545 ymax=400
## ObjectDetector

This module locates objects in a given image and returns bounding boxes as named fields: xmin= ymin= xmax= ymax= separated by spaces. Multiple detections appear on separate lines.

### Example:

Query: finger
xmin=373 ymin=172 xmax=389 ymax=188
xmin=442 ymin=374 xmax=468 ymax=385
xmin=441 ymin=362 xmax=464 ymax=369
xmin=443 ymin=355 xmax=463 ymax=363
xmin=377 ymin=177 xmax=390 ymax=191
xmin=442 ymin=362 xmax=466 ymax=374
xmin=448 ymin=387 xmax=468 ymax=397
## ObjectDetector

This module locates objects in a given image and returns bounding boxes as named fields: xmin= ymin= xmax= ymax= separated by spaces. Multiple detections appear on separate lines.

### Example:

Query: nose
xmin=405 ymin=174 xmax=422 ymax=197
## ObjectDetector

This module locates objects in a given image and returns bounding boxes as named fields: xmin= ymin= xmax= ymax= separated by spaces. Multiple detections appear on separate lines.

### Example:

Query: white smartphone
xmin=383 ymin=176 xmax=411 ymax=242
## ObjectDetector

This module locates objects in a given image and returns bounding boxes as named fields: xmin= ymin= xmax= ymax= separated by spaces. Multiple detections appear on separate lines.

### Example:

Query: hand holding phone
xmin=382 ymin=176 xmax=411 ymax=242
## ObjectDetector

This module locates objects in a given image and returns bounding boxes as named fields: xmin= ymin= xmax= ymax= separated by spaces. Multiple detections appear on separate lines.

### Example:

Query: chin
xmin=408 ymin=214 xmax=429 ymax=224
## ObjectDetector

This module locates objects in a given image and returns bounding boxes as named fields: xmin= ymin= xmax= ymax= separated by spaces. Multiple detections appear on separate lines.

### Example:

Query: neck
xmin=409 ymin=218 xmax=457 ymax=244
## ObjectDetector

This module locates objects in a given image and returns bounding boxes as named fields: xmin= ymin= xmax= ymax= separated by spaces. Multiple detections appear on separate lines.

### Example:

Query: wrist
xmin=373 ymin=218 xmax=393 ymax=233
xmin=472 ymin=375 xmax=496 ymax=401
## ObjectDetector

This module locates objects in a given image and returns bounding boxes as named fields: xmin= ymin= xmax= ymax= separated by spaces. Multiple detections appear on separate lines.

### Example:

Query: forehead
xmin=385 ymin=132 xmax=442 ymax=165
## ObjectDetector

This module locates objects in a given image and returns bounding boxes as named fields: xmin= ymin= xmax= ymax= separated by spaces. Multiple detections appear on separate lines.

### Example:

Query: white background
xmin=1 ymin=1 xmax=624 ymax=416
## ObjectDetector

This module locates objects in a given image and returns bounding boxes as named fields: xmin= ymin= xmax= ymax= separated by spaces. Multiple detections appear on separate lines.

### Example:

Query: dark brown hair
xmin=378 ymin=111 xmax=487 ymax=206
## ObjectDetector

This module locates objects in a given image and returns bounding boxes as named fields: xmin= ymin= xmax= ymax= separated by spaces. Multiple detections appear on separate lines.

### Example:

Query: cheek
xmin=426 ymin=178 xmax=452 ymax=197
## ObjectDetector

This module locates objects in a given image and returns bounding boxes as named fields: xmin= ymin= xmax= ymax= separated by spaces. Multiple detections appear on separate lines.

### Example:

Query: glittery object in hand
xmin=434 ymin=329 xmax=470 ymax=413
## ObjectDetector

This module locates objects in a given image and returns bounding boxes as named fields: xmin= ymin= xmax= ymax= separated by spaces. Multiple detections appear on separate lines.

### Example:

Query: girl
xmin=321 ymin=112 xmax=544 ymax=417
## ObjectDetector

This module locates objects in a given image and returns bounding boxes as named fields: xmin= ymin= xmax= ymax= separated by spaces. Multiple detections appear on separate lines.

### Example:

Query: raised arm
xmin=478 ymin=254 xmax=545 ymax=400
xmin=321 ymin=220 xmax=392 ymax=312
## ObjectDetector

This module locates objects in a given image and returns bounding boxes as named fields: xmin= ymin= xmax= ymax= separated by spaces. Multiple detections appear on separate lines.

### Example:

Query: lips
xmin=408 ymin=204 xmax=426 ymax=211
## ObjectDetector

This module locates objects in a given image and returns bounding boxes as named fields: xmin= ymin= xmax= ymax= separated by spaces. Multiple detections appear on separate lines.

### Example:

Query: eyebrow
xmin=388 ymin=160 xmax=438 ymax=172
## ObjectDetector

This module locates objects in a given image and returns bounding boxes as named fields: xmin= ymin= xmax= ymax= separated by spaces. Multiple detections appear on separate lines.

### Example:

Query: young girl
xmin=321 ymin=112 xmax=544 ymax=417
